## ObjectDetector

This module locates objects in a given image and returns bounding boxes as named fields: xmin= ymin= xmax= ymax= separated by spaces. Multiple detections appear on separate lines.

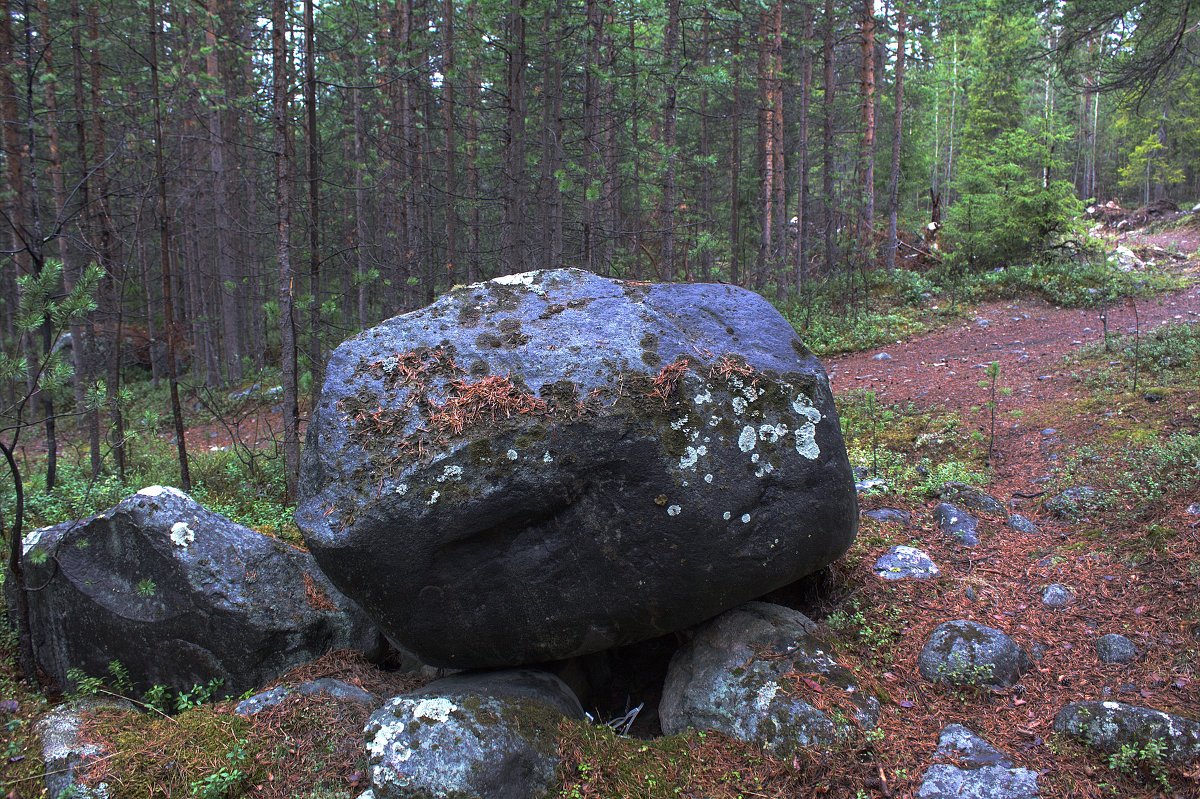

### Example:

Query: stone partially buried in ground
xmin=296 ymin=268 xmax=858 ymax=668
xmin=365 ymin=670 xmax=582 ymax=799
xmin=21 ymin=487 xmax=380 ymax=696
xmin=939 ymin=482 xmax=1006 ymax=516
xmin=1044 ymin=486 xmax=1105 ymax=520
xmin=874 ymin=545 xmax=939 ymax=580
xmin=1054 ymin=701 xmax=1200 ymax=763
xmin=917 ymin=724 xmax=1040 ymax=799
xmin=918 ymin=621 xmax=1030 ymax=688
xmin=936 ymin=503 xmax=980 ymax=546
xmin=37 ymin=698 xmax=136 ymax=799
xmin=1096 ymin=633 xmax=1139 ymax=664
xmin=660 ymin=602 xmax=879 ymax=756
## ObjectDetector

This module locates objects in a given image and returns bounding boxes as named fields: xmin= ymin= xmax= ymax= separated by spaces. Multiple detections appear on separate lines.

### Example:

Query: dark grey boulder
xmin=1041 ymin=584 xmax=1072 ymax=609
xmin=660 ymin=602 xmax=878 ymax=755
xmin=37 ymin=698 xmax=136 ymax=799
xmin=864 ymin=507 xmax=912 ymax=525
xmin=917 ymin=621 xmax=1030 ymax=688
xmin=365 ymin=670 xmax=581 ymax=799
xmin=917 ymin=724 xmax=1040 ymax=799
xmin=1096 ymin=633 xmax=1139 ymax=664
xmin=874 ymin=545 xmax=939 ymax=580
xmin=296 ymin=269 xmax=857 ymax=668
xmin=1007 ymin=514 xmax=1039 ymax=535
xmin=21 ymin=487 xmax=381 ymax=696
xmin=1054 ymin=701 xmax=1200 ymax=763
xmin=236 ymin=678 xmax=379 ymax=717
xmin=936 ymin=503 xmax=980 ymax=546
xmin=1044 ymin=487 xmax=1105 ymax=520
xmin=939 ymin=482 xmax=1006 ymax=516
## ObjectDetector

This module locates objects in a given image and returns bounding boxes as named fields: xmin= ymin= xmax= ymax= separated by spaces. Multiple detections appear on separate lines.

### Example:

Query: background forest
xmin=1 ymin=0 xmax=1199 ymax=503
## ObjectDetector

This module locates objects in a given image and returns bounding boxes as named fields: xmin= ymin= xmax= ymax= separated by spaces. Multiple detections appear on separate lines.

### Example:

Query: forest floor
xmin=3 ymin=225 xmax=1200 ymax=799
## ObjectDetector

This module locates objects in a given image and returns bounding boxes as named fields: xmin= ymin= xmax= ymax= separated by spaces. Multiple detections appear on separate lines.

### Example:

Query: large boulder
xmin=659 ymin=602 xmax=879 ymax=754
xmin=296 ymin=269 xmax=857 ymax=668
xmin=21 ymin=487 xmax=381 ymax=696
xmin=1054 ymin=701 xmax=1200 ymax=763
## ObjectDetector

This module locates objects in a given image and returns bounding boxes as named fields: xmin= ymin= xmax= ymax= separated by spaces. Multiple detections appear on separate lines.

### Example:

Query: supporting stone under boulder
xmin=659 ymin=602 xmax=878 ymax=755
xmin=297 ymin=268 xmax=858 ymax=668
xmin=22 ymin=486 xmax=381 ymax=696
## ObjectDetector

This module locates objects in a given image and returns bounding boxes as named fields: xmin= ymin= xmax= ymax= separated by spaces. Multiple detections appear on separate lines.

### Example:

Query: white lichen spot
xmin=667 ymin=505 xmax=682 ymax=517
xmin=679 ymin=445 xmax=707 ymax=471
xmin=751 ymin=453 xmax=760 ymax=464
xmin=704 ymin=473 xmax=714 ymax=484
xmin=741 ymin=513 xmax=751 ymax=524
xmin=791 ymin=394 xmax=823 ymax=424
xmin=543 ymin=451 xmax=553 ymax=463
xmin=693 ymin=386 xmax=714 ymax=405
xmin=367 ymin=723 xmax=404 ymax=758
xmin=708 ymin=416 xmax=720 ymax=427
xmin=670 ymin=417 xmax=690 ymax=431
xmin=427 ymin=490 xmax=440 ymax=505
xmin=437 ymin=465 xmax=464 ymax=483
xmin=394 ymin=483 xmax=409 ymax=496
xmin=754 ymin=462 xmax=774 ymax=478
xmin=490 ymin=271 xmax=537 ymax=287
xmin=754 ymin=681 xmax=780 ymax=712
xmin=169 ymin=521 xmax=195 ymax=548
xmin=412 ymin=697 xmax=457 ymax=723
xmin=731 ymin=397 xmax=748 ymax=415
xmin=738 ymin=425 xmax=757 ymax=453
xmin=723 ymin=511 xmax=732 ymax=521
xmin=795 ymin=424 xmax=820 ymax=461
xmin=22 ymin=527 xmax=46 ymax=555
xmin=138 ymin=485 xmax=188 ymax=500
xmin=758 ymin=423 xmax=788 ymax=443
xmin=506 ymin=449 xmax=519 ymax=461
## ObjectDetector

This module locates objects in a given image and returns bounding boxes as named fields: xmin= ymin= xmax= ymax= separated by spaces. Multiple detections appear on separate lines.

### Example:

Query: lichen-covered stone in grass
xmin=936 ymin=503 xmax=980 ymax=547
xmin=874 ymin=546 xmax=939 ymax=580
xmin=917 ymin=724 xmax=1040 ymax=799
xmin=365 ymin=669 xmax=581 ymax=799
xmin=659 ymin=602 xmax=879 ymax=756
xmin=236 ymin=678 xmax=379 ymax=717
xmin=917 ymin=621 xmax=1030 ymax=688
xmin=1095 ymin=633 xmax=1139 ymax=664
xmin=22 ymin=488 xmax=380 ymax=696
xmin=939 ymin=482 xmax=1006 ymax=516
xmin=1044 ymin=486 xmax=1105 ymax=520
xmin=297 ymin=268 xmax=857 ymax=668
xmin=36 ymin=698 xmax=136 ymax=799
xmin=1053 ymin=701 xmax=1200 ymax=763
xmin=864 ymin=507 xmax=912 ymax=525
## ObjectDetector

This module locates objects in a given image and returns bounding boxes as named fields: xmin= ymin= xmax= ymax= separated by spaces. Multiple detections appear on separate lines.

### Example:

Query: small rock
xmin=939 ymin=482 xmax=1006 ymax=516
xmin=935 ymin=502 xmax=980 ymax=547
xmin=236 ymin=678 xmax=378 ymax=717
xmin=1054 ymin=701 xmax=1200 ymax=763
xmin=1186 ymin=503 xmax=1200 ymax=515
xmin=1040 ymin=428 xmax=1056 ymax=437
xmin=365 ymin=670 xmax=582 ymax=799
xmin=1044 ymin=486 xmax=1105 ymax=520
xmin=856 ymin=477 xmax=889 ymax=493
xmin=918 ymin=620 xmax=1030 ymax=688
xmin=1096 ymin=633 xmax=1139 ymax=664
xmin=917 ymin=724 xmax=1040 ymax=799
xmin=873 ymin=352 xmax=894 ymax=361
xmin=37 ymin=698 xmax=137 ymax=799
xmin=864 ymin=507 xmax=912 ymax=525
xmin=965 ymin=586 xmax=978 ymax=602
xmin=874 ymin=546 xmax=939 ymax=581
xmin=1041 ymin=584 xmax=1072 ymax=608
xmin=660 ymin=602 xmax=879 ymax=756
xmin=1007 ymin=514 xmax=1039 ymax=535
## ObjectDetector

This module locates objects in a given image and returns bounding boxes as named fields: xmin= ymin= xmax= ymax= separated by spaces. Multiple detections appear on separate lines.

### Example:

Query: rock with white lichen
xmin=916 ymin=724 xmax=1040 ymax=799
xmin=1053 ymin=701 xmax=1200 ymax=763
xmin=365 ymin=670 xmax=582 ymax=799
xmin=659 ymin=602 xmax=878 ymax=755
xmin=20 ymin=487 xmax=381 ymax=695
xmin=297 ymin=269 xmax=857 ymax=668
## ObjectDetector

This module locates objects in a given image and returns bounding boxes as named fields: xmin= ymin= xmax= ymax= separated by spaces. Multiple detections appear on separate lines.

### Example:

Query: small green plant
xmin=176 ymin=678 xmax=225 ymax=713
xmin=1107 ymin=738 xmax=1171 ymax=791
xmin=136 ymin=578 xmax=157 ymax=597
xmin=190 ymin=738 xmax=249 ymax=799
xmin=978 ymin=361 xmax=1002 ymax=465
xmin=143 ymin=683 xmax=171 ymax=713
xmin=935 ymin=653 xmax=995 ymax=687
xmin=66 ymin=668 xmax=105 ymax=700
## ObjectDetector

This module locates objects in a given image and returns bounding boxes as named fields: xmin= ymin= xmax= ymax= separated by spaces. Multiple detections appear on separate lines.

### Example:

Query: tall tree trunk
xmin=501 ymin=0 xmax=527 ymax=275
xmin=538 ymin=0 xmax=563 ymax=269
xmin=274 ymin=0 xmax=300 ymax=499
xmin=304 ymin=0 xmax=321 ymax=403
xmin=582 ymin=0 xmax=602 ymax=273
xmin=697 ymin=7 xmax=713 ymax=282
xmin=793 ymin=1 xmax=814 ymax=296
xmin=149 ymin=0 xmax=191 ymax=491
xmin=353 ymin=59 xmax=369 ymax=327
xmin=885 ymin=3 xmax=906 ymax=271
xmin=206 ymin=0 xmax=243 ymax=384
xmin=859 ymin=0 xmax=876 ymax=250
xmin=660 ymin=0 xmax=680 ymax=280
xmin=628 ymin=15 xmax=643 ymax=278
xmin=464 ymin=0 xmax=481 ymax=282
xmin=755 ymin=5 xmax=773 ymax=290
xmin=822 ymin=0 xmax=837 ymax=275
xmin=729 ymin=9 xmax=743 ymax=285
xmin=442 ymin=0 xmax=459 ymax=278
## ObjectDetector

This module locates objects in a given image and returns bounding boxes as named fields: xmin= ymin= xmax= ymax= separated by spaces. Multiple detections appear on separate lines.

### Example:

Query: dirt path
xmin=826 ymin=276 xmax=1200 ymax=494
